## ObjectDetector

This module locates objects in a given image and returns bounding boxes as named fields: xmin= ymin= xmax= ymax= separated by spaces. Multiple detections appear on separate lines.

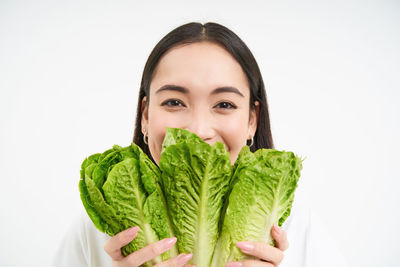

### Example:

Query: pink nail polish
xmin=177 ymin=253 xmax=192 ymax=265
xmin=163 ymin=237 xmax=177 ymax=248
xmin=226 ymin=262 xmax=242 ymax=267
xmin=274 ymin=224 xmax=282 ymax=234
xmin=126 ymin=226 xmax=139 ymax=236
xmin=236 ymin=241 xmax=254 ymax=252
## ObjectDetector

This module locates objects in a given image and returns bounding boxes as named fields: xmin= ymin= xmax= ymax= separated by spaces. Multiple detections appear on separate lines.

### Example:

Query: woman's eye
xmin=215 ymin=102 xmax=236 ymax=109
xmin=161 ymin=99 xmax=185 ymax=107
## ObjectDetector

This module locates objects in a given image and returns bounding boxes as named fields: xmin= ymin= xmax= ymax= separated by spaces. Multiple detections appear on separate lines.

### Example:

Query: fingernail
xmin=126 ymin=226 xmax=140 ymax=236
xmin=226 ymin=262 xmax=242 ymax=267
xmin=163 ymin=237 xmax=177 ymax=248
xmin=274 ymin=224 xmax=282 ymax=235
xmin=177 ymin=253 xmax=192 ymax=265
xmin=236 ymin=241 xmax=254 ymax=252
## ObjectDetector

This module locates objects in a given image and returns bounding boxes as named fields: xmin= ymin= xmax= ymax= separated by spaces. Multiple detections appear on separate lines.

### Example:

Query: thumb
xmin=271 ymin=224 xmax=289 ymax=251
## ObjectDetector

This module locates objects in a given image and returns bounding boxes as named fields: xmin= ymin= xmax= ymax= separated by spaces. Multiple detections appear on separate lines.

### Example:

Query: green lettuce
xmin=79 ymin=144 xmax=177 ymax=264
xmin=159 ymin=128 xmax=232 ymax=267
xmin=211 ymin=146 xmax=302 ymax=266
xmin=79 ymin=128 xmax=302 ymax=267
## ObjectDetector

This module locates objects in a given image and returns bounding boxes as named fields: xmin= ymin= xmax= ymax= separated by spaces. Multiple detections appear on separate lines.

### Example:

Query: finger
xmin=104 ymin=226 xmax=140 ymax=260
xmin=226 ymin=260 xmax=273 ymax=267
xmin=271 ymin=224 xmax=289 ymax=251
xmin=241 ymin=259 xmax=274 ymax=267
xmin=154 ymin=253 xmax=192 ymax=267
xmin=124 ymin=237 xmax=177 ymax=266
xmin=236 ymin=241 xmax=283 ymax=265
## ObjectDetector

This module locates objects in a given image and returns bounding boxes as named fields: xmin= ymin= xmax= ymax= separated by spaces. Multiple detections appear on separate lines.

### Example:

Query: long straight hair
xmin=133 ymin=22 xmax=274 ymax=160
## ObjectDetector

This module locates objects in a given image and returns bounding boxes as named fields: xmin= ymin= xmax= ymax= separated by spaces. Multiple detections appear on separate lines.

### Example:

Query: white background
xmin=1 ymin=0 xmax=399 ymax=266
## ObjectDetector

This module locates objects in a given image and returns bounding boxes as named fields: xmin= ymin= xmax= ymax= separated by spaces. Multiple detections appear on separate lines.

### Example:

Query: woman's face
xmin=141 ymin=41 xmax=258 ymax=165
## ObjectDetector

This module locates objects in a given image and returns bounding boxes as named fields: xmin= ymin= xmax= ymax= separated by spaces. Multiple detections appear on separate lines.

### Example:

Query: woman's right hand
xmin=104 ymin=226 xmax=193 ymax=267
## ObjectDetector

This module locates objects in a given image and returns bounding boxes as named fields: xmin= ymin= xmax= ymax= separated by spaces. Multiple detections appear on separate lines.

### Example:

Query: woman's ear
xmin=248 ymin=101 xmax=259 ymax=138
xmin=141 ymin=96 xmax=149 ymax=134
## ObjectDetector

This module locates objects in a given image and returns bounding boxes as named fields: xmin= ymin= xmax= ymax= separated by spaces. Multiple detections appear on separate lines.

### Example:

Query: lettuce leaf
xmin=159 ymin=129 xmax=232 ymax=267
xmin=79 ymin=128 xmax=302 ymax=267
xmin=211 ymin=146 xmax=302 ymax=266
xmin=79 ymin=144 xmax=177 ymax=264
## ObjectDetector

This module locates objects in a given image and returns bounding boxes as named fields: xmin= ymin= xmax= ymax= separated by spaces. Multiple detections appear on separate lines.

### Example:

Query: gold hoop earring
xmin=143 ymin=133 xmax=148 ymax=145
xmin=248 ymin=136 xmax=254 ymax=147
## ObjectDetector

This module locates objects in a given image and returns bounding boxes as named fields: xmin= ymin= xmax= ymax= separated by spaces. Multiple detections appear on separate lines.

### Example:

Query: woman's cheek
xmin=150 ymin=108 xmax=187 ymax=128
xmin=148 ymin=109 xmax=187 ymax=163
xmin=219 ymin=116 xmax=249 ymax=152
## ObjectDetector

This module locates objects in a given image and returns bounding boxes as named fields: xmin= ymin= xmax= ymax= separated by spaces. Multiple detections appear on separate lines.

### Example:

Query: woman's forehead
xmin=150 ymin=42 xmax=249 ymax=97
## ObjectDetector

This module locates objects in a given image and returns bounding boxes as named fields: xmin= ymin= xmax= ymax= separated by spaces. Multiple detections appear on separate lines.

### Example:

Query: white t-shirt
xmin=53 ymin=204 xmax=349 ymax=267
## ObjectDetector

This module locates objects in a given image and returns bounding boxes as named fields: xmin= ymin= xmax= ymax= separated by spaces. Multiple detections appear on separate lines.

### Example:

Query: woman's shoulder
xmin=78 ymin=210 xmax=110 ymax=242
xmin=52 ymin=211 xmax=111 ymax=267
xmin=281 ymin=201 xmax=312 ymax=234
xmin=280 ymin=202 xmax=349 ymax=267
xmin=77 ymin=211 xmax=112 ymax=266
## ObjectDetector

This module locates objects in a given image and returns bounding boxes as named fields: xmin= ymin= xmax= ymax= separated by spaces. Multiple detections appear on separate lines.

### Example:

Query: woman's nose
xmin=185 ymin=112 xmax=216 ymax=142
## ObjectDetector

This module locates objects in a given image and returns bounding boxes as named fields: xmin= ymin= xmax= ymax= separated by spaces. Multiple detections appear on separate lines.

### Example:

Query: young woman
xmin=54 ymin=22 xmax=348 ymax=267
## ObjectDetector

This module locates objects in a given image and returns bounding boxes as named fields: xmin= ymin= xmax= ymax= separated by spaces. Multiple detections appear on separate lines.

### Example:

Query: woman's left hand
xmin=226 ymin=224 xmax=289 ymax=267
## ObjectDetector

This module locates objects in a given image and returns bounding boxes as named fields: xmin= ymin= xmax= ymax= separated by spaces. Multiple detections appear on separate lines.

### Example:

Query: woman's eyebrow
xmin=155 ymin=84 xmax=244 ymax=98
xmin=155 ymin=85 xmax=188 ymax=94
xmin=211 ymin=87 xmax=244 ymax=97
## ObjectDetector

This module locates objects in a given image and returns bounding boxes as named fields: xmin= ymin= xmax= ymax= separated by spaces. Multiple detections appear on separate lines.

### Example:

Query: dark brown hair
xmin=133 ymin=22 xmax=274 ymax=160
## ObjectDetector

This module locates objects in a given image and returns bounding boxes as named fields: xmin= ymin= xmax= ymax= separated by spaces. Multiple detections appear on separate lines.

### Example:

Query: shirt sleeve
xmin=304 ymin=211 xmax=349 ymax=267
xmin=52 ymin=212 xmax=112 ymax=267
xmin=52 ymin=214 xmax=89 ymax=267
xmin=280 ymin=204 xmax=349 ymax=267
xmin=54 ymin=207 xmax=349 ymax=267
